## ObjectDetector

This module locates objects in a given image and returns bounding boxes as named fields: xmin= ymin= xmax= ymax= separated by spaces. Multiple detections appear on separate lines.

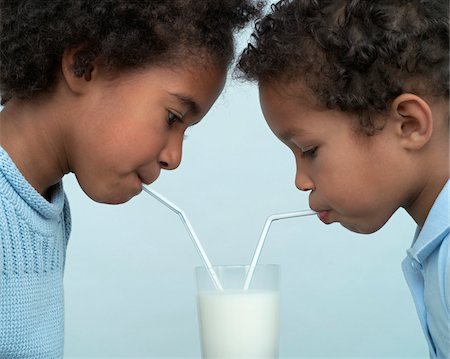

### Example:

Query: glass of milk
xmin=195 ymin=264 xmax=280 ymax=359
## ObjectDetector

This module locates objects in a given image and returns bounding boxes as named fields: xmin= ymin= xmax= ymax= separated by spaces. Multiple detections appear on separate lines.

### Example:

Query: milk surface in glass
xmin=197 ymin=289 xmax=279 ymax=358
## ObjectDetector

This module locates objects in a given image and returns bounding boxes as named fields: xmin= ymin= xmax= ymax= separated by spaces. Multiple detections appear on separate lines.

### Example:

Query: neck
xmin=406 ymin=173 xmax=449 ymax=227
xmin=0 ymin=96 xmax=69 ymax=199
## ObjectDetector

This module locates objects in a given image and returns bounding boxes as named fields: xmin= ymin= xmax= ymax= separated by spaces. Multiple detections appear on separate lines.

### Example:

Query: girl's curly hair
xmin=237 ymin=0 xmax=449 ymax=134
xmin=0 ymin=0 xmax=264 ymax=104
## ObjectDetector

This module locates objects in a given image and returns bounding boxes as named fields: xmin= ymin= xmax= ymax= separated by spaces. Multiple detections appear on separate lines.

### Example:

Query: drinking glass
xmin=195 ymin=264 xmax=280 ymax=359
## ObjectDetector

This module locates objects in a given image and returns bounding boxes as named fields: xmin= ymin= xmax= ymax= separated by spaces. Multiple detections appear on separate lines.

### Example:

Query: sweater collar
xmin=0 ymin=145 xmax=65 ymax=220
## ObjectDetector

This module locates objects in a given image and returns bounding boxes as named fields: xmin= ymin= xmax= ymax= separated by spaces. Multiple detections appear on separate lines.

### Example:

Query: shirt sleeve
xmin=444 ymin=233 xmax=450 ymax=312
xmin=436 ymin=232 xmax=450 ymax=358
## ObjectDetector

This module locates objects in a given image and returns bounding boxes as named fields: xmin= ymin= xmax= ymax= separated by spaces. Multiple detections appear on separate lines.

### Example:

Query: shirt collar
xmin=407 ymin=179 xmax=450 ymax=264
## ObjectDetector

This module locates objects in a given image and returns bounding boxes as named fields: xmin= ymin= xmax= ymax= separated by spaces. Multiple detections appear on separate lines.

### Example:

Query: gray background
xmin=63 ymin=73 xmax=427 ymax=357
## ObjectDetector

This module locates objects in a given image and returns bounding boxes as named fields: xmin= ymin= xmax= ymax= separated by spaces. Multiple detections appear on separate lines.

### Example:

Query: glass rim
xmin=194 ymin=263 xmax=279 ymax=271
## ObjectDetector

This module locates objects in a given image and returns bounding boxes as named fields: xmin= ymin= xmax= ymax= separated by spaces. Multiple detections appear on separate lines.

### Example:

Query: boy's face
xmin=259 ymin=82 xmax=410 ymax=234
xmin=65 ymin=62 xmax=226 ymax=204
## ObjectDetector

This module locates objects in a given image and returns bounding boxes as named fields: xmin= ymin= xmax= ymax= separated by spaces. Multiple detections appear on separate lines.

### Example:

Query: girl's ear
xmin=61 ymin=48 xmax=96 ymax=95
xmin=390 ymin=93 xmax=433 ymax=151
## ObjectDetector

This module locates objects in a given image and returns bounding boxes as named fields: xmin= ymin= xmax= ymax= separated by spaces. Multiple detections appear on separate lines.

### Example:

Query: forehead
xmin=258 ymin=81 xmax=361 ymax=141
xmin=110 ymin=61 xmax=227 ymax=115
xmin=164 ymin=62 xmax=226 ymax=104
xmin=259 ymin=82 xmax=318 ymax=138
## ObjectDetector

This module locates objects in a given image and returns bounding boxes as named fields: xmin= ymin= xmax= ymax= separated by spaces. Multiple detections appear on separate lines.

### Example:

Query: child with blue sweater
xmin=0 ymin=1 xmax=262 ymax=357
xmin=238 ymin=0 xmax=449 ymax=357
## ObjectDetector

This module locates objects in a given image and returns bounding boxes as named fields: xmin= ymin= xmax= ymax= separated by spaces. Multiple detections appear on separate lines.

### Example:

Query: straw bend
xmin=243 ymin=210 xmax=317 ymax=290
xmin=141 ymin=185 xmax=223 ymax=291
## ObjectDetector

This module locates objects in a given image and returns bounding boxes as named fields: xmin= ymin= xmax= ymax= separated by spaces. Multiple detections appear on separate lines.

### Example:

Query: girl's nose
xmin=159 ymin=135 xmax=183 ymax=170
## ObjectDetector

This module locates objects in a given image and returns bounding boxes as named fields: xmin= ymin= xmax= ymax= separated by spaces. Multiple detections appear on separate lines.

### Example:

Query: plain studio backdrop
xmin=1 ymin=24 xmax=426 ymax=359
xmin=62 ymin=59 xmax=427 ymax=359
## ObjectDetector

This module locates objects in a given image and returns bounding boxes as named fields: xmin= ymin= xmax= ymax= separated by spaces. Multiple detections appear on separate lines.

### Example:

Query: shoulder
xmin=425 ymin=233 xmax=450 ymax=359
xmin=423 ymin=232 xmax=449 ymax=312
xmin=442 ymin=233 xmax=450 ymax=311
xmin=427 ymin=232 xmax=450 ymax=313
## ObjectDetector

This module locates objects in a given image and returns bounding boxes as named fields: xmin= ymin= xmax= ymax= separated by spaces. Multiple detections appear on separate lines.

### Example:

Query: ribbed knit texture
xmin=0 ymin=145 xmax=71 ymax=358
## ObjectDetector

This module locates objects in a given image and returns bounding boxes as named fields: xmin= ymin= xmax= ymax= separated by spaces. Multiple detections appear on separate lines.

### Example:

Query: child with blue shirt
xmin=0 ymin=1 xmax=262 ymax=357
xmin=238 ymin=0 xmax=449 ymax=357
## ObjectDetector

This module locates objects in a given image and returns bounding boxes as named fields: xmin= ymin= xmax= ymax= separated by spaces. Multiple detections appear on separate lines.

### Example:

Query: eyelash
xmin=301 ymin=146 xmax=318 ymax=159
xmin=167 ymin=111 xmax=182 ymax=128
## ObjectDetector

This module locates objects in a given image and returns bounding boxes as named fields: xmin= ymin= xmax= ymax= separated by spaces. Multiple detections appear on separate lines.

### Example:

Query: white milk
xmin=197 ymin=290 xmax=280 ymax=359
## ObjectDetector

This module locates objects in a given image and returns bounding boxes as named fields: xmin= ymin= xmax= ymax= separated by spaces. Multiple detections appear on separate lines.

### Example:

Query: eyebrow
xmin=169 ymin=92 xmax=200 ymax=118
xmin=279 ymin=127 xmax=308 ymax=142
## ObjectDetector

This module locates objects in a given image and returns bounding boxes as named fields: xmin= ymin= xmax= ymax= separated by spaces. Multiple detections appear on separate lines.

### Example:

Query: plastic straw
xmin=141 ymin=185 xmax=223 ymax=291
xmin=243 ymin=210 xmax=317 ymax=290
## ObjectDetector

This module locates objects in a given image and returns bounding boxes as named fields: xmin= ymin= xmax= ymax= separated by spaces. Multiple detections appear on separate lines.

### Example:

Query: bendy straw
xmin=243 ymin=210 xmax=317 ymax=290
xmin=142 ymin=185 xmax=223 ymax=291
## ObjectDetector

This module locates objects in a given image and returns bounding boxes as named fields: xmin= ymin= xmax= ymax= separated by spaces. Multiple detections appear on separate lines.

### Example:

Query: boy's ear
xmin=61 ymin=48 xmax=97 ymax=95
xmin=390 ymin=93 xmax=433 ymax=150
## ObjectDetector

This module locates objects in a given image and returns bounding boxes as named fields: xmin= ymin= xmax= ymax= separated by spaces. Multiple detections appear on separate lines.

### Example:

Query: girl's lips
xmin=317 ymin=210 xmax=331 ymax=224
xmin=137 ymin=172 xmax=158 ymax=185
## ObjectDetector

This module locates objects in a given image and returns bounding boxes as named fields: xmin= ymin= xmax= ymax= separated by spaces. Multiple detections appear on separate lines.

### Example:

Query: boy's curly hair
xmin=237 ymin=0 xmax=449 ymax=134
xmin=0 ymin=0 xmax=264 ymax=104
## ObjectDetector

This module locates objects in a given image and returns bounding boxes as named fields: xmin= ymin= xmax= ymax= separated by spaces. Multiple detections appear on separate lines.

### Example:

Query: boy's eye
xmin=167 ymin=111 xmax=182 ymax=127
xmin=301 ymin=146 xmax=318 ymax=159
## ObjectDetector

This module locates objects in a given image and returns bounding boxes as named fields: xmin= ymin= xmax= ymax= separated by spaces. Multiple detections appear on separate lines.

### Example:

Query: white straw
xmin=243 ymin=210 xmax=317 ymax=290
xmin=141 ymin=185 xmax=223 ymax=291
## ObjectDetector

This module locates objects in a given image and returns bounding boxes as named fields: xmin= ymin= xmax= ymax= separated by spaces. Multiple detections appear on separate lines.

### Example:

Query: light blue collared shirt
xmin=402 ymin=180 xmax=450 ymax=359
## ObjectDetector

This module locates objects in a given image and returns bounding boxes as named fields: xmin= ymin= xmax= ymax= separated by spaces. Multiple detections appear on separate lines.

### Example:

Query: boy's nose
xmin=159 ymin=135 xmax=183 ymax=170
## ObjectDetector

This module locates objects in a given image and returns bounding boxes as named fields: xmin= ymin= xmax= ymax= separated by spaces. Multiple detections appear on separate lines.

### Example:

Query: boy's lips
xmin=317 ymin=210 xmax=331 ymax=224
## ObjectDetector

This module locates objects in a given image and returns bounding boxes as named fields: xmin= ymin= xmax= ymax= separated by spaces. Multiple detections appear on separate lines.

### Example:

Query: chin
xmin=99 ymin=196 xmax=132 ymax=205
xmin=340 ymin=222 xmax=383 ymax=235
xmin=82 ymin=185 xmax=141 ymax=205
xmin=77 ymin=173 xmax=145 ymax=204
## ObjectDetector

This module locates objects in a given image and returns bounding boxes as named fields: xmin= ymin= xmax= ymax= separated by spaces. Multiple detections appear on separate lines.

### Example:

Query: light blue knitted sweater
xmin=0 ymin=145 xmax=71 ymax=358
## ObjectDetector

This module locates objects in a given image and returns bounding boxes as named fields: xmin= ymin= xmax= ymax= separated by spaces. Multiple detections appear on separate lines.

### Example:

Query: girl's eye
xmin=301 ymin=146 xmax=318 ymax=159
xmin=167 ymin=111 xmax=182 ymax=128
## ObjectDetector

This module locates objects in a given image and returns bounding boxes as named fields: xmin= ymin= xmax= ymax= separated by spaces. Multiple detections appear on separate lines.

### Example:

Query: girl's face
xmin=259 ymin=83 xmax=416 ymax=234
xmin=65 ymin=62 xmax=226 ymax=204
